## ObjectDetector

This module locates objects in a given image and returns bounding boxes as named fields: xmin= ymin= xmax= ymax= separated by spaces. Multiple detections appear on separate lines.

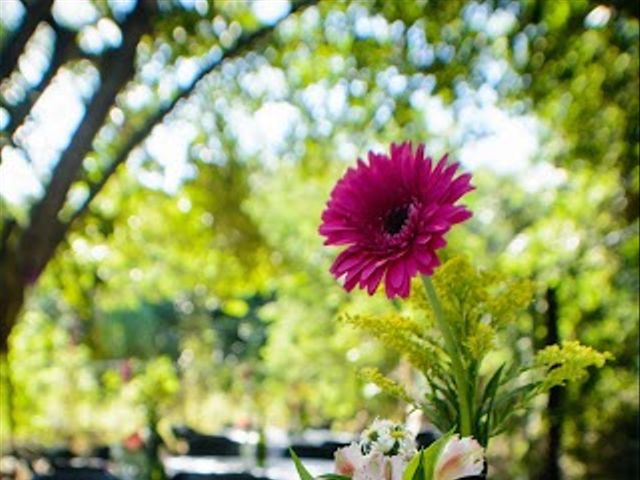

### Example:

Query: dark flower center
xmin=384 ymin=205 xmax=409 ymax=235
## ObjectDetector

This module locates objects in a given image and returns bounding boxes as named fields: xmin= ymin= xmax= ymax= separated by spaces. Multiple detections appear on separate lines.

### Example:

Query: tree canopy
xmin=0 ymin=0 xmax=638 ymax=478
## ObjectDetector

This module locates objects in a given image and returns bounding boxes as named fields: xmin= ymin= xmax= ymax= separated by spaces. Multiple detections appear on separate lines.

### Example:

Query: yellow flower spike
xmin=535 ymin=340 xmax=613 ymax=390
xmin=343 ymin=313 xmax=439 ymax=375
xmin=465 ymin=323 xmax=495 ymax=361
xmin=359 ymin=367 xmax=414 ymax=404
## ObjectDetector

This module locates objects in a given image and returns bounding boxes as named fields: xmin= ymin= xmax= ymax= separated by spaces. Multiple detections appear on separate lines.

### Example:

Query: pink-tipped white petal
xmin=335 ymin=443 xmax=365 ymax=476
xmin=434 ymin=435 xmax=485 ymax=480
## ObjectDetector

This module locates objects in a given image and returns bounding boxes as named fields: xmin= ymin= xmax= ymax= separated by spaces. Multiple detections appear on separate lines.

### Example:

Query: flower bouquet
xmin=291 ymin=418 xmax=484 ymax=480
xmin=292 ymin=143 xmax=609 ymax=479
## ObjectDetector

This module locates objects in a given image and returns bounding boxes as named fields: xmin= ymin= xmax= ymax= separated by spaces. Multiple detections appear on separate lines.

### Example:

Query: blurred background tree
xmin=0 ymin=0 xmax=637 ymax=478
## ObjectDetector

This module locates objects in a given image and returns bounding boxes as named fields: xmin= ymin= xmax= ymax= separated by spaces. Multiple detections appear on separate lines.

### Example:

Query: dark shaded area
xmin=287 ymin=443 xmax=345 ymax=460
xmin=173 ymin=430 xmax=241 ymax=457
xmin=33 ymin=468 xmax=119 ymax=480
xmin=415 ymin=431 xmax=438 ymax=450
xmin=170 ymin=474 xmax=271 ymax=480
xmin=540 ymin=287 xmax=563 ymax=480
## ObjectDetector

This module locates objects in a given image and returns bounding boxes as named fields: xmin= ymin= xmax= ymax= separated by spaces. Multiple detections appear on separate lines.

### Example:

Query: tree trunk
xmin=0 ymin=352 xmax=16 ymax=449
xmin=0 ymin=0 xmax=152 ymax=353
xmin=541 ymin=287 xmax=563 ymax=480
xmin=0 ymin=240 xmax=25 ymax=353
xmin=0 ymin=0 xmax=316 ymax=352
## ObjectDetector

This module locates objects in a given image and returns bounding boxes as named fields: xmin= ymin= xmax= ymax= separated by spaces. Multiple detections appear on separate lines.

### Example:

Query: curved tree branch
xmin=16 ymin=0 xmax=153 ymax=278
xmin=64 ymin=0 xmax=318 ymax=230
xmin=0 ymin=0 xmax=317 ymax=352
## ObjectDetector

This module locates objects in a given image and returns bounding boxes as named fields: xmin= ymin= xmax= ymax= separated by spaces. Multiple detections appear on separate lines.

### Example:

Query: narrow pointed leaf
xmin=476 ymin=363 xmax=505 ymax=445
xmin=290 ymin=448 xmax=315 ymax=480
xmin=480 ymin=364 xmax=505 ymax=412
xmin=421 ymin=432 xmax=453 ymax=479
xmin=403 ymin=450 xmax=424 ymax=480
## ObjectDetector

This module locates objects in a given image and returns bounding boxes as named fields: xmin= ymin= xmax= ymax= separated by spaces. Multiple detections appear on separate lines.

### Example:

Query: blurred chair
xmin=32 ymin=466 xmax=120 ymax=479
xmin=286 ymin=441 xmax=346 ymax=460
xmin=185 ymin=435 xmax=241 ymax=457
xmin=43 ymin=447 xmax=75 ymax=469
xmin=171 ymin=426 xmax=242 ymax=457
xmin=319 ymin=440 xmax=349 ymax=453
xmin=172 ymin=425 xmax=199 ymax=440
xmin=91 ymin=446 xmax=112 ymax=461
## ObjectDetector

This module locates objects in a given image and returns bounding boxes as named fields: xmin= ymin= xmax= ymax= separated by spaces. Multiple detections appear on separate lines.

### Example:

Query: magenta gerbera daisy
xmin=319 ymin=142 xmax=474 ymax=299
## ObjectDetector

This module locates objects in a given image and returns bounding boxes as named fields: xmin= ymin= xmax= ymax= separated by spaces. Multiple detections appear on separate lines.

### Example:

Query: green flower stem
xmin=421 ymin=275 xmax=473 ymax=437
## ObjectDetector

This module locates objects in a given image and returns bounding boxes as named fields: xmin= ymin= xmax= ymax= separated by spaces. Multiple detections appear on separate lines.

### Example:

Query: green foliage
xmin=7 ymin=312 xmax=103 ymax=444
xmin=290 ymin=448 xmax=315 ymax=480
xmin=534 ymin=340 xmax=612 ymax=391
xmin=344 ymin=257 xmax=609 ymax=447
xmin=359 ymin=367 xmax=413 ymax=405
xmin=432 ymin=256 xmax=535 ymax=362
xmin=342 ymin=313 xmax=438 ymax=376
xmin=137 ymin=356 xmax=180 ymax=407
xmin=403 ymin=450 xmax=424 ymax=480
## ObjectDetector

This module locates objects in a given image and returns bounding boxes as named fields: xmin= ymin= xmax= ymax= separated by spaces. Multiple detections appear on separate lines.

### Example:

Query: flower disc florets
xmin=359 ymin=418 xmax=416 ymax=457
xmin=319 ymin=142 xmax=474 ymax=299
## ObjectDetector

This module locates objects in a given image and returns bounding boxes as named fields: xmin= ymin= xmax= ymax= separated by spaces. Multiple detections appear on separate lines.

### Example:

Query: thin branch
xmin=0 ymin=0 xmax=55 ymax=82
xmin=64 ymin=0 xmax=318 ymax=229
xmin=5 ymin=18 xmax=78 ymax=136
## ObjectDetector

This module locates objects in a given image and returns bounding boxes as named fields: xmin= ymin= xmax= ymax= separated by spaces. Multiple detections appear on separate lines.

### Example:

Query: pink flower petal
xmin=319 ymin=142 xmax=473 ymax=298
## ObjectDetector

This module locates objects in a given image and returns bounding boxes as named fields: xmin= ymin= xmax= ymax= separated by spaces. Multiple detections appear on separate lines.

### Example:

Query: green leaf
xmin=421 ymin=432 xmax=453 ymax=480
xmin=428 ymin=393 xmax=456 ymax=428
xmin=403 ymin=450 xmax=423 ymax=480
xmin=477 ymin=363 xmax=505 ymax=445
xmin=318 ymin=475 xmax=351 ymax=480
xmin=429 ymin=377 xmax=458 ymax=407
xmin=289 ymin=448 xmax=315 ymax=480
xmin=483 ymin=365 xmax=504 ymax=413
xmin=420 ymin=402 xmax=451 ymax=433
xmin=492 ymin=382 xmax=538 ymax=410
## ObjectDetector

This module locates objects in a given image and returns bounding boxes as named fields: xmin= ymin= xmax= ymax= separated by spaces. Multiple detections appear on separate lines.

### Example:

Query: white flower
xmin=434 ymin=435 xmax=485 ymax=480
xmin=334 ymin=419 xmax=417 ymax=479
xmin=388 ymin=454 xmax=409 ymax=480
xmin=354 ymin=451 xmax=385 ymax=480
xmin=374 ymin=431 xmax=396 ymax=454
xmin=359 ymin=418 xmax=416 ymax=458
xmin=353 ymin=451 xmax=407 ymax=480
xmin=392 ymin=426 xmax=417 ymax=458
